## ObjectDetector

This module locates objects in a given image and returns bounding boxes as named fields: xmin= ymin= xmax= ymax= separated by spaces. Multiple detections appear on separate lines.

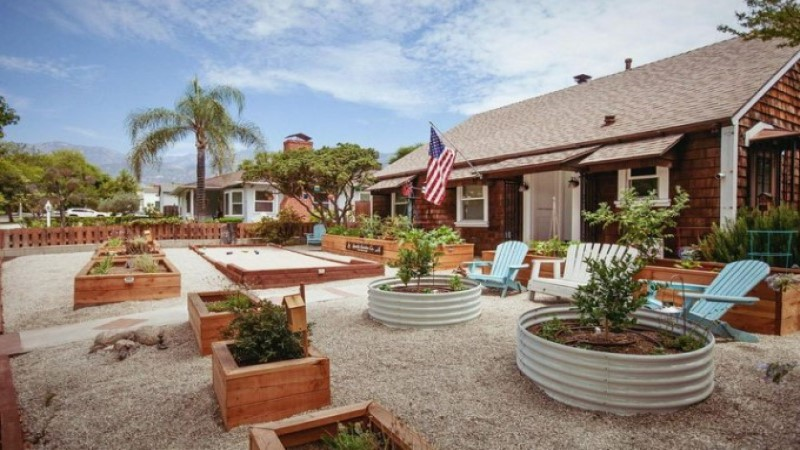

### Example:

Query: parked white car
xmin=65 ymin=208 xmax=110 ymax=217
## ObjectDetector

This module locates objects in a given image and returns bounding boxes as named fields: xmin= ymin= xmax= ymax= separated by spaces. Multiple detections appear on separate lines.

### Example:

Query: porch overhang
xmin=749 ymin=128 xmax=800 ymax=143
xmin=449 ymin=146 xmax=598 ymax=181
xmin=367 ymin=175 xmax=416 ymax=192
xmin=577 ymin=134 xmax=684 ymax=169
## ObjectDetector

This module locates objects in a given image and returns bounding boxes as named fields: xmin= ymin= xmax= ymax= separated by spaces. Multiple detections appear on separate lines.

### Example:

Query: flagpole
xmin=429 ymin=121 xmax=482 ymax=179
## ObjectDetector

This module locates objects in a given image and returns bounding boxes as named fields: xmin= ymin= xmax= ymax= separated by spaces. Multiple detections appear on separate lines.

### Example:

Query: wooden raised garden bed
xmin=322 ymin=234 xmax=474 ymax=269
xmin=249 ymin=401 xmax=433 ymax=450
xmin=481 ymin=250 xmax=560 ymax=285
xmin=637 ymin=259 xmax=800 ymax=336
xmin=188 ymin=290 xmax=262 ymax=356
xmin=212 ymin=341 xmax=331 ymax=430
xmin=94 ymin=242 xmax=165 ymax=258
xmin=73 ymin=257 xmax=181 ymax=309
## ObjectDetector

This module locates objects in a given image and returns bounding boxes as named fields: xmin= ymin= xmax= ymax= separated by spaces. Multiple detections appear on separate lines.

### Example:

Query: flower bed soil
xmin=528 ymin=320 xmax=689 ymax=355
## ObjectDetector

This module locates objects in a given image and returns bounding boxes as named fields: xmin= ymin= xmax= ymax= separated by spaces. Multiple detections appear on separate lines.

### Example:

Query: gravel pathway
xmin=5 ymin=251 xmax=800 ymax=449
xmin=2 ymin=248 xmax=229 ymax=331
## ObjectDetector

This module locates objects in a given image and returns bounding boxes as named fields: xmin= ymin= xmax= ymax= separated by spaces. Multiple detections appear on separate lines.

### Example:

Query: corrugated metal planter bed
xmin=516 ymin=305 xmax=715 ymax=415
xmin=368 ymin=276 xmax=482 ymax=328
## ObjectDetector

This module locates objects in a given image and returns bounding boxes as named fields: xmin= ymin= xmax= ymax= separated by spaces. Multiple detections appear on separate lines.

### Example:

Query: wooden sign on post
xmin=283 ymin=284 xmax=308 ymax=356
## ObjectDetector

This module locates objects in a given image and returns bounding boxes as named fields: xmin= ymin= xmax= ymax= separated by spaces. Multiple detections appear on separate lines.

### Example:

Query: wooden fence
xmin=0 ymin=222 xmax=315 ymax=249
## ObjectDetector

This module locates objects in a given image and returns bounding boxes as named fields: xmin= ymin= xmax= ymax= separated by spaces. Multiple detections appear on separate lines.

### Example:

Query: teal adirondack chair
xmin=305 ymin=223 xmax=326 ymax=246
xmin=648 ymin=260 xmax=770 ymax=342
xmin=463 ymin=240 xmax=529 ymax=297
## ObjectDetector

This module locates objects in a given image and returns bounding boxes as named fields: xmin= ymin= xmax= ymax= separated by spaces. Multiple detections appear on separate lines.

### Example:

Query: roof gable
xmin=378 ymin=38 xmax=800 ymax=179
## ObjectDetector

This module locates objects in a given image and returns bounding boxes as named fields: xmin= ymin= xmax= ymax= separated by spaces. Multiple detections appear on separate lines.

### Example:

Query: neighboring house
xmin=158 ymin=183 xmax=181 ymax=215
xmin=173 ymin=133 xmax=340 ymax=222
xmin=369 ymin=38 xmax=800 ymax=254
xmin=138 ymin=184 xmax=160 ymax=214
xmin=172 ymin=170 xmax=283 ymax=222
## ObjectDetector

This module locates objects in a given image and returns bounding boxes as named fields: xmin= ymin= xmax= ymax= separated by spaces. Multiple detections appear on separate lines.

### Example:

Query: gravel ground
xmin=6 ymin=250 xmax=800 ymax=449
xmin=2 ymin=248 xmax=229 ymax=331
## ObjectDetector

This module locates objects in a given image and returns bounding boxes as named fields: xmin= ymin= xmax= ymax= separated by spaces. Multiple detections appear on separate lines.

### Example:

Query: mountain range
xmin=26 ymin=142 xmax=393 ymax=185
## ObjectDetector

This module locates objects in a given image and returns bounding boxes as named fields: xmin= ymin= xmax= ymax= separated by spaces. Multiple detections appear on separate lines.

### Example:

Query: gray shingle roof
xmin=579 ymin=134 xmax=683 ymax=166
xmin=377 ymin=38 xmax=799 ymax=180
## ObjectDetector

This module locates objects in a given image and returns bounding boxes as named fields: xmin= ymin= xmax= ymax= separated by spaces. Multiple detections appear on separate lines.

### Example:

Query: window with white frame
xmin=225 ymin=190 xmax=243 ymax=216
xmin=254 ymin=190 xmax=275 ymax=213
xmin=617 ymin=166 xmax=670 ymax=206
xmin=456 ymin=184 xmax=489 ymax=227
xmin=391 ymin=192 xmax=409 ymax=217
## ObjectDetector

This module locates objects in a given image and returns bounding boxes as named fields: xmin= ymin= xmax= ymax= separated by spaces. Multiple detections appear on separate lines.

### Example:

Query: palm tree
xmin=126 ymin=77 xmax=265 ymax=219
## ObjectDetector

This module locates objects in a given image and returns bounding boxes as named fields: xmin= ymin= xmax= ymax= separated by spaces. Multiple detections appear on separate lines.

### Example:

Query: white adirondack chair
xmin=528 ymin=243 xmax=639 ymax=301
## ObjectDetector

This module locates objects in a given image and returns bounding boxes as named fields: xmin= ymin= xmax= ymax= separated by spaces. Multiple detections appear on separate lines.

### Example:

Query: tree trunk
xmin=6 ymin=206 xmax=12 ymax=223
xmin=196 ymin=133 xmax=208 ymax=220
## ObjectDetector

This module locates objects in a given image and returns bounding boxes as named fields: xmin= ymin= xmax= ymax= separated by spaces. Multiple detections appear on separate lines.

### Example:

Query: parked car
xmin=65 ymin=208 xmax=110 ymax=218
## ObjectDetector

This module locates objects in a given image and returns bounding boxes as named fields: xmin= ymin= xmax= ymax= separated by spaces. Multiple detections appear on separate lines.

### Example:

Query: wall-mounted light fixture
xmin=568 ymin=177 xmax=580 ymax=188
xmin=518 ymin=182 xmax=529 ymax=192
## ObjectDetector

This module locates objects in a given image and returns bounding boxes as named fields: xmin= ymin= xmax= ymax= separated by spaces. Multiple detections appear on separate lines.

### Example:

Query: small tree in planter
xmin=583 ymin=187 xmax=689 ymax=262
xmin=393 ymin=228 xmax=441 ymax=290
xmin=221 ymin=303 xmax=305 ymax=365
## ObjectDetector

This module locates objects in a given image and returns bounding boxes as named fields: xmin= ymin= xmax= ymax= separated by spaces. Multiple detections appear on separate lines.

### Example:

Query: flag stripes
xmin=424 ymin=127 xmax=456 ymax=205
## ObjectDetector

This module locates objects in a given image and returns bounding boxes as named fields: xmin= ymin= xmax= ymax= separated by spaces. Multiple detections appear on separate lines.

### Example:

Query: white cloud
xmin=63 ymin=126 xmax=102 ymax=139
xmin=32 ymin=0 xmax=741 ymax=117
xmin=0 ymin=55 xmax=102 ymax=86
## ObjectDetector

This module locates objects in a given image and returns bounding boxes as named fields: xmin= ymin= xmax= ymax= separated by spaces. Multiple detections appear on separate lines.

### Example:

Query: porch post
xmin=720 ymin=125 xmax=737 ymax=225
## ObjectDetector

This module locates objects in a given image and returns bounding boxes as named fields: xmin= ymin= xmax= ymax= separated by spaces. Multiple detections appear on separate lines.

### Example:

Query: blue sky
xmin=0 ymin=0 xmax=745 ymax=159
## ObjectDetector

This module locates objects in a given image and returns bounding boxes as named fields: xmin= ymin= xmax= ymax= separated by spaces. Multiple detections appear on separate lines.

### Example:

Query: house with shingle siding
xmin=369 ymin=38 xmax=800 ymax=255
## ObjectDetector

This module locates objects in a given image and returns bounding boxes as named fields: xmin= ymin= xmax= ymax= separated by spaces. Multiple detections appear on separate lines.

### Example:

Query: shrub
xmin=573 ymin=256 xmax=648 ymax=337
xmin=583 ymin=187 xmax=690 ymax=262
xmin=98 ymin=192 xmax=140 ymax=215
xmin=381 ymin=215 xmax=412 ymax=240
xmin=529 ymin=238 xmax=576 ymax=257
xmin=217 ymin=216 xmax=244 ymax=223
xmin=321 ymin=422 xmax=381 ymax=450
xmin=358 ymin=214 xmax=383 ymax=238
xmin=132 ymin=254 xmax=159 ymax=273
xmin=425 ymin=225 xmax=464 ymax=245
xmin=105 ymin=237 xmax=124 ymax=248
xmin=698 ymin=205 xmax=800 ymax=264
xmin=252 ymin=209 xmax=304 ymax=245
xmin=222 ymin=302 xmax=305 ymax=366
xmin=125 ymin=236 xmax=149 ymax=255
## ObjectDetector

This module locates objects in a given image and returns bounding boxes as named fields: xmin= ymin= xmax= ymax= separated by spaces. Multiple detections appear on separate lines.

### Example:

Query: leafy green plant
xmin=758 ymin=361 xmax=797 ymax=384
xmin=573 ymin=256 xmax=648 ymax=338
xmin=378 ymin=284 xmax=392 ymax=292
xmin=206 ymin=292 xmax=255 ymax=313
xmin=537 ymin=317 xmax=570 ymax=343
xmin=449 ymin=275 xmax=464 ymax=291
xmin=217 ymin=216 xmax=244 ymax=223
xmin=252 ymin=209 xmax=304 ymax=245
xmin=132 ymin=254 xmax=160 ymax=273
xmin=674 ymin=259 xmax=703 ymax=269
xmin=583 ymin=187 xmax=690 ymax=262
xmin=529 ymin=238 xmax=577 ymax=257
xmin=222 ymin=302 xmax=305 ymax=366
xmin=699 ymin=205 xmax=800 ymax=264
xmin=321 ymin=422 xmax=382 ymax=450
xmin=90 ymin=255 xmax=114 ymax=275
xmin=392 ymin=229 xmax=440 ymax=287
xmin=663 ymin=333 xmax=704 ymax=352
xmin=425 ymin=225 xmax=464 ymax=246
xmin=358 ymin=214 xmax=384 ymax=239
xmin=381 ymin=215 xmax=412 ymax=240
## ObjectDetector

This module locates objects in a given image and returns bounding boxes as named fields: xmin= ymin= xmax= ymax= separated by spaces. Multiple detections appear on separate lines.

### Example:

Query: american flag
xmin=424 ymin=127 xmax=456 ymax=205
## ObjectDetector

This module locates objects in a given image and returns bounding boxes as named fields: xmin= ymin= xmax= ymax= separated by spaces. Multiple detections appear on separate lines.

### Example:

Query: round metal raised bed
xmin=367 ymin=277 xmax=483 ymax=328
xmin=517 ymin=305 xmax=715 ymax=415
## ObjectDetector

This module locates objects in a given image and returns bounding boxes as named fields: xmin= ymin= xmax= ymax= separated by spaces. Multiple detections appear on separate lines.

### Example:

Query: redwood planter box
xmin=212 ymin=341 xmax=331 ymax=430
xmin=481 ymin=250 xmax=561 ymax=285
xmin=73 ymin=257 xmax=181 ymax=309
xmin=188 ymin=290 xmax=262 ymax=356
xmin=637 ymin=259 xmax=800 ymax=336
xmin=322 ymin=234 xmax=474 ymax=269
xmin=249 ymin=401 xmax=433 ymax=450
xmin=93 ymin=243 xmax=165 ymax=258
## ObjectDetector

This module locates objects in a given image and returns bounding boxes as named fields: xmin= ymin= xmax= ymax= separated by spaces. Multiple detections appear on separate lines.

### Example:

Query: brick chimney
xmin=573 ymin=74 xmax=592 ymax=84
xmin=625 ymin=58 xmax=632 ymax=70
xmin=283 ymin=133 xmax=313 ymax=152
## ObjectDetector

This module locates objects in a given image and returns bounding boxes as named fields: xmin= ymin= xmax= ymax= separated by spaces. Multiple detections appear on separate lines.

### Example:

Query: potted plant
xmin=211 ymin=302 xmax=330 ymax=430
xmin=516 ymin=255 xmax=715 ymax=415
xmin=74 ymin=254 xmax=181 ymax=308
xmin=187 ymin=287 xmax=262 ymax=356
xmin=367 ymin=229 xmax=482 ymax=328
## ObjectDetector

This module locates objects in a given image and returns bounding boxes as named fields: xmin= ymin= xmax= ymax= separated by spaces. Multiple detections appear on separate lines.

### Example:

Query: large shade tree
xmin=126 ymin=78 xmax=265 ymax=219
xmin=242 ymin=143 xmax=380 ymax=225
xmin=719 ymin=0 xmax=800 ymax=46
